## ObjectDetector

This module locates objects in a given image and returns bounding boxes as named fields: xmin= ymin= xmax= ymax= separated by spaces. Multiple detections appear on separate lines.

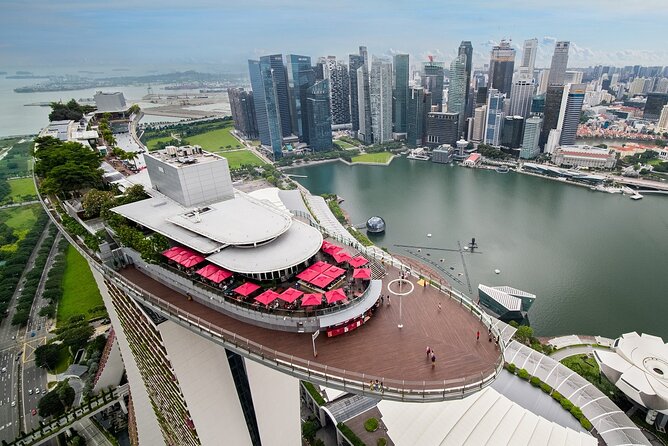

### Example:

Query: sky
xmin=2 ymin=0 xmax=668 ymax=72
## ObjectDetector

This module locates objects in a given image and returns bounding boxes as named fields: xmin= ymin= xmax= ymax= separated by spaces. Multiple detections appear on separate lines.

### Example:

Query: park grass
xmin=57 ymin=245 xmax=105 ymax=326
xmin=561 ymin=354 xmax=620 ymax=397
xmin=0 ymin=204 xmax=42 ymax=254
xmin=216 ymin=150 xmax=266 ymax=169
xmin=8 ymin=177 xmax=36 ymax=201
xmin=52 ymin=346 xmax=73 ymax=374
xmin=351 ymin=152 xmax=393 ymax=164
xmin=144 ymin=135 xmax=176 ymax=151
xmin=334 ymin=140 xmax=356 ymax=150
xmin=186 ymin=126 xmax=242 ymax=151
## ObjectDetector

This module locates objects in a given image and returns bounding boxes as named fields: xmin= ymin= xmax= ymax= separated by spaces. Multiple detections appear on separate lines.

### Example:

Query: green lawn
xmin=52 ymin=346 xmax=73 ymax=374
xmin=351 ymin=152 xmax=393 ymax=164
xmin=0 ymin=204 xmax=42 ymax=254
xmin=144 ymin=135 xmax=176 ymax=151
xmin=8 ymin=177 xmax=36 ymax=201
xmin=334 ymin=140 xmax=355 ymax=150
xmin=217 ymin=150 xmax=266 ymax=169
xmin=186 ymin=126 xmax=242 ymax=151
xmin=57 ymin=245 xmax=105 ymax=326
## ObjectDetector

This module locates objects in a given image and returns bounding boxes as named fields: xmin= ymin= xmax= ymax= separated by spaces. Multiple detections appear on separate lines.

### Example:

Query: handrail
xmin=33 ymin=176 xmax=505 ymax=401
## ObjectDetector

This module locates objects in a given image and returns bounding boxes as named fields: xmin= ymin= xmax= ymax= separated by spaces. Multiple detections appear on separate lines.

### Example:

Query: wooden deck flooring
xmin=120 ymin=265 xmax=500 ymax=387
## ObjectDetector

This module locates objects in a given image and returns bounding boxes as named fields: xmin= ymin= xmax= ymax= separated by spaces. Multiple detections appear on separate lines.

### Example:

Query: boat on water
xmin=495 ymin=165 xmax=510 ymax=173
xmin=406 ymin=147 xmax=430 ymax=161
xmin=630 ymin=194 xmax=643 ymax=200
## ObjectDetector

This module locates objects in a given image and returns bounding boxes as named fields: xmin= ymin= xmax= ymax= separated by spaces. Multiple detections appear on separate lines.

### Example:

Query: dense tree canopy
xmin=38 ymin=380 xmax=75 ymax=418
xmin=48 ymin=99 xmax=96 ymax=122
xmin=34 ymin=343 xmax=62 ymax=370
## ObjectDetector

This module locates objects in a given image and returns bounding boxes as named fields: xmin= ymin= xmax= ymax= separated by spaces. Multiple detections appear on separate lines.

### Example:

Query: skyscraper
xmin=458 ymin=41 xmax=474 ymax=118
xmin=538 ymin=69 xmax=551 ymax=94
xmin=357 ymin=65 xmax=372 ymax=144
xmin=484 ymin=88 xmax=505 ymax=145
xmin=539 ymin=84 xmax=565 ymax=149
xmin=248 ymin=59 xmax=283 ymax=158
xmin=286 ymin=54 xmax=314 ymax=141
xmin=557 ymin=83 xmax=586 ymax=146
xmin=406 ymin=86 xmax=424 ymax=147
xmin=448 ymin=54 xmax=468 ymax=137
xmin=359 ymin=46 xmax=369 ymax=70
xmin=393 ymin=54 xmax=410 ymax=133
xmin=547 ymin=41 xmax=570 ymax=86
xmin=323 ymin=57 xmax=351 ymax=125
xmin=422 ymin=60 xmax=445 ymax=111
xmin=370 ymin=57 xmax=393 ymax=143
xmin=227 ymin=88 xmax=258 ymax=139
xmin=305 ymin=79 xmax=333 ymax=151
xmin=472 ymin=105 xmax=487 ymax=142
xmin=644 ymin=93 xmax=668 ymax=120
xmin=500 ymin=116 xmax=524 ymax=149
xmin=509 ymin=79 xmax=536 ymax=119
xmin=426 ymin=112 xmax=459 ymax=148
xmin=521 ymin=116 xmax=543 ymax=159
xmin=260 ymin=54 xmax=292 ymax=137
xmin=519 ymin=38 xmax=538 ymax=79
xmin=657 ymin=104 xmax=668 ymax=131
xmin=349 ymin=54 xmax=365 ymax=132
xmin=488 ymin=40 xmax=516 ymax=95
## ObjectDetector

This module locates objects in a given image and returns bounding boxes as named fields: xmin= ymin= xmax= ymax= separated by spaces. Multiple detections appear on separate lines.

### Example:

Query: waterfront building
xmin=458 ymin=41 xmax=474 ymax=119
xmin=539 ymin=84 xmax=565 ymax=149
xmin=286 ymin=55 xmax=315 ymax=141
xmin=94 ymin=91 xmax=127 ymax=112
xmin=657 ymin=104 xmax=668 ymax=131
xmin=463 ymin=152 xmax=482 ymax=166
xmin=370 ymin=57 xmax=393 ymax=143
xmin=547 ymin=41 xmax=570 ymax=86
xmin=557 ymin=83 xmax=586 ymax=146
xmin=478 ymin=285 xmax=536 ymax=322
xmin=406 ymin=86 xmax=425 ymax=147
xmin=248 ymin=59 xmax=283 ymax=158
xmin=552 ymin=145 xmax=617 ymax=168
xmin=448 ymin=53 xmax=468 ymax=137
xmin=644 ymin=92 xmax=668 ymax=120
xmin=305 ymin=79 xmax=333 ymax=152
xmin=356 ymin=65 xmax=373 ymax=144
xmin=519 ymin=38 xmax=538 ymax=80
xmin=393 ymin=54 xmax=409 ymax=134
xmin=323 ymin=57 xmax=351 ymax=126
xmin=472 ymin=105 xmax=486 ymax=142
xmin=260 ymin=54 xmax=292 ymax=138
xmin=348 ymin=54 xmax=365 ymax=132
xmin=425 ymin=112 xmax=459 ymax=148
xmin=484 ymin=89 xmax=505 ymax=146
xmin=422 ymin=60 xmax=445 ymax=111
xmin=432 ymin=145 xmax=456 ymax=163
xmin=488 ymin=40 xmax=515 ymax=95
xmin=520 ymin=116 xmax=543 ymax=159
xmin=509 ymin=79 xmax=536 ymax=119
xmin=500 ymin=116 xmax=524 ymax=149
xmin=227 ymin=88 xmax=258 ymax=139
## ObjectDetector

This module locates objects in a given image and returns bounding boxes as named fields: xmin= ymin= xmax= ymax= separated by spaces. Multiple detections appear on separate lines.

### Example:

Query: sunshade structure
xmin=163 ymin=246 xmax=185 ymax=259
xmin=310 ymin=274 xmax=336 ymax=289
xmin=180 ymin=254 xmax=206 ymax=268
xmin=196 ymin=264 xmax=233 ymax=284
xmin=278 ymin=288 xmax=303 ymax=303
xmin=296 ymin=268 xmax=320 ymax=282
xmin=323 ymin=265 xmax=346 ymax=278
xmin=347 ymin=256 xmax=369 ymax=268
xmin=310 ymin=261 xmax=331 ymax=273
xmin=301 ymin=293 xmax=323 ymax=306
xmin=234 ymin=282 xmax=261 ymax=297
xmin=321 ymin=240 xmax=335 ymax=251
xmin=255 ymin=290 xmax=279 ymax=305
xmin=325 ymin=288 xmax=347 ymax=304
xmin=352 ymin=268 xmax=372 ymax=280
xmin=323 ymin=244 xmax=341 ymax=255
xmin=331 ymin=250 xmax=352 ymax=263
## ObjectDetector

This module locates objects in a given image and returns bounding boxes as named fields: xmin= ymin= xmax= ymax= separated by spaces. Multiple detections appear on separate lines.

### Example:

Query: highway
xmin=0 ymin=222 xmax=53 ymax=444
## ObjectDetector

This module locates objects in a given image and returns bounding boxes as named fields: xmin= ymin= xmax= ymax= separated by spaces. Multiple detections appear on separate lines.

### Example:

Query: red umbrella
xmin=255 ymin=290 xmax=279 ymax=305
xmin=171 ymin=248 xmax=197 ymax=264
xmin=180 ymin=254 xmax=205 ymax=268
xmin=331 ymin=250 xmax=353 ymax=263
xmin=321 ymin=240 xmax=334 ymax=251
xmin=348 ymin=256 xmax=369 ymax=268
xmin=323 ymin=265 xmax=346 ymax=278
xmin=325 ymin=288 xmax=347 ymax=304
xmin=196 ymin=264 xmax=219 ymax=279
xmin=278 ymin=288 xmax=304 ymax=303
xmin=163 ymin=246 xmax=186 ymax=259
xmin=353 ymin=268 xmax=372 ymax=280
xmin=301 ymin=293 xmax=323 ymax=306
xmin=234 ymin=282 xmax=261 ymax=296
xmin=309 ymin=274 xmax=336 ymax=289
xmin=208 ymin=268 xmax=233 ymax=284
xmin=324 ymin=245 xmax=340 ymax=255
xmin=296 ymin=268 xmax=319 ymax=281
xmin=310 ymin=261 xmax=331 ymax=273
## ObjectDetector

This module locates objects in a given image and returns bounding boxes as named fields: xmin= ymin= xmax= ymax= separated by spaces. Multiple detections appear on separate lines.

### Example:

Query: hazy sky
xmin=3 ymin=0 xmax=668 ymax=71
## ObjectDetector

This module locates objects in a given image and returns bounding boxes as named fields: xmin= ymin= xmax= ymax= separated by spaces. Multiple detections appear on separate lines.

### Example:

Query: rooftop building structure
xmin=94 ymin=91 xmax=127 ymax=112
xmin=552 ymin=145 xmax=617 ymax=169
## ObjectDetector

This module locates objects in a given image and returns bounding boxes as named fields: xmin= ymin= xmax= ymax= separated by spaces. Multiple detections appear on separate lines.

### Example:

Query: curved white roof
xmin=206 ymin=220 xmax=323 ymax=274
xmin=167 ymin=193 xmax=292 ymax=246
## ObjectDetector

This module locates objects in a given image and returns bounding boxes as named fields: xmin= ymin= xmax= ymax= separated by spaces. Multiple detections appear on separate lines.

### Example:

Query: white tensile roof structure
xmin=594 ymin=332 xmax=668 ymax=415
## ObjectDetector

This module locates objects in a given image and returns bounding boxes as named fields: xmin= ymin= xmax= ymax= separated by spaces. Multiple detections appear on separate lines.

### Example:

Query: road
xmin=0 ymin=222 xmax=53 ymax=444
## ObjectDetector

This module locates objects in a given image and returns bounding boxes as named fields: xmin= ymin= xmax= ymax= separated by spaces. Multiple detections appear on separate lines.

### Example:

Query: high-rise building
xmin=448 ymin=54 xmax=468 ymax=137
xmin=545 ymin=128 xmax=561 ymax=154
xmin=393 ymin=54 xmax=410 ymax=134
xmin=539 ymin=84 xmax=565 ymax=149
xmin=564 ymin=71 xmax=583 ymax=84
xmin=286 ymin=55 xmax=314 ymax=141
xmin=426 ymin=112 xmax=459 ymax=148
xmin=519 ymin=38 xmax=538 ymax=79
xmin=657 ymin=104 xmax=668 ymax=131
xmin=644 ymin=93 xmax=668 ymax=120
xmin=406 ymin=86 xmax=424 ymax=147
xmin=370 ymin=57 xmax=393 ymax=143
xmin=305 ymin=79 xmax=333 ymax=151
xmin=422 ymin=60 xmax=445 ymax=111
xmin=359 ymin=45 xmax=368 ymax=70
xmin=488 ymin=40 xmax=516 ymax=95
xmin=357 ymin=65 xmax=372 ymax=144
xmin=227 ymin=88 xmax=258 ymax=139
xmin=531 ymin=94 xmax=546 ymax=115
xmin=538 ymin=69 xmax=551 ymax=94
xmin=484 ymin=89 xmax=505 ymax=146
xmin=547 ymin=41 xmax=570 ymax=86
xmin=500 ymin=116 xmax=524 ymax=149
xmin=557 ymin=83 xmax=586 ymax=146
xmin=472 ymin=105 xmax=487 ymax=142
xmin=322 ymin=57 xmax=350 ymax=125
xmin=458 ymin=41 xmax=474 ymax=118
xmin=248 ymin=59 xmax=283 ymax=158
xmin=509 ymin=79 xmax=536 ymax=119
xmin=475 ymin=87 xmax=488 ymax=107
xmin=521 ymin=116 xmax=543 ymax=159
xmin=260 ymin=54 xmax=292 ymax=137
xmin=349 ymin=54 xmax=365 ymax=132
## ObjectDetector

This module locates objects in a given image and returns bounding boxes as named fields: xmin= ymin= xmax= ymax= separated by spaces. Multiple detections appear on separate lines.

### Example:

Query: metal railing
xmin=34 ymin=177 xmax=505 ymax=402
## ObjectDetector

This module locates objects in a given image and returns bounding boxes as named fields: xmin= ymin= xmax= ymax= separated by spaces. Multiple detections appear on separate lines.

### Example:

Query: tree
xmin=515 ymin=325 xmax=534 ymax=344
xmin=58 ymin=324 xmax=95 ymax=353
xmin=128 ymin=104 xmax=141 ymax=115
xmin=82 ymin=189 xmax=115 ymax=219
xmin=57 ymin=380 xmax=75 ymax=409
xmin=38 ymin=390 xmax=65 ymax=418
xmin=34 ymin=344 xmax=62 ymax=370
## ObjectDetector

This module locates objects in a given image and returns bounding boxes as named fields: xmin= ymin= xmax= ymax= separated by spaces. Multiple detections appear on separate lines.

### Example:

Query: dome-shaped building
xmin=366 ymin=216 xmax=386 ymax=233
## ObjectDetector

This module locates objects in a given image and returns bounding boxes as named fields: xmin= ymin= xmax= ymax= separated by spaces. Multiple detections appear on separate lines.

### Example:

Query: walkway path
xmin=550 ymin=345 xmax=595 ymax=362
xmin=0 ymin=200 xmax=39 ymax=210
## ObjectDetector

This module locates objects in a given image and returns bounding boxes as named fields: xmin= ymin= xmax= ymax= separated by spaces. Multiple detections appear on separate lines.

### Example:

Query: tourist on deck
xmin=477 ymin=330 xmax=480 ymax=341
xmin=426 ymin=346 xmax=431 ymax=357
xmin=431 ymin=352 xmax=436 ymax=367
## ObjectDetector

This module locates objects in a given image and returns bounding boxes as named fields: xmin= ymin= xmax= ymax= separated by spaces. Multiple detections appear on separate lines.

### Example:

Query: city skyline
xmin=2 ymin=0 xmax=668 ymax=69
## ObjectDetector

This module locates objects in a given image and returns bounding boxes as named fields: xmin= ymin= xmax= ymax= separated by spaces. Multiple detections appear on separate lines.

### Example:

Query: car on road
xmin=30 ymin=331 xmax=35 ymax=337
xmin=35 ymin=388 xmax=40 ymax=394
xmin=28 ymin=389 xmax=33 ymax=395
xmin=11 ymin=401 xmax=15 ymax=407
xmin=1 ymin=367 xmax=6 ymax=373
xmin=31 ymin=409 xmax=37 ymax=416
